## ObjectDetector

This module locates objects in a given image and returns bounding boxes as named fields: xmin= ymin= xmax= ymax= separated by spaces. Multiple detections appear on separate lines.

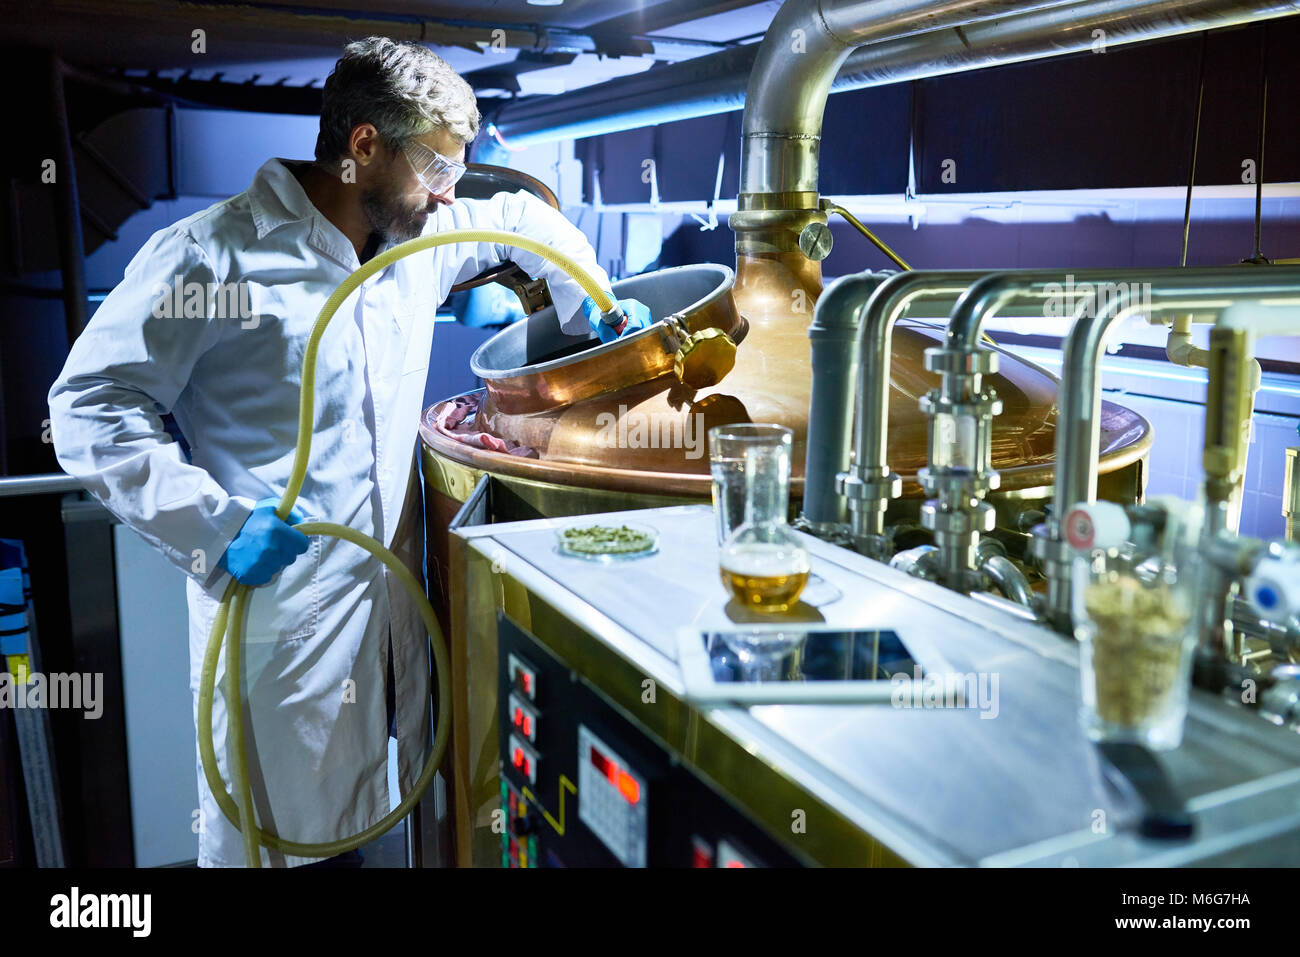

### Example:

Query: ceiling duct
xmin=490 ymin=0 xmax=1300 ymax=160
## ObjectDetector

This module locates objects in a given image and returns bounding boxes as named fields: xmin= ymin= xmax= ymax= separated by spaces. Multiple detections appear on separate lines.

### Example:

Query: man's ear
xmin=348 ymin=123 xmax=383 ymax=168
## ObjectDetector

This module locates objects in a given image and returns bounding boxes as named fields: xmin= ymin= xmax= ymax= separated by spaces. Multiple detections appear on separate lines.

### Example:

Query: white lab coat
xmin=47 ymin=157 xmax=610 ymax=866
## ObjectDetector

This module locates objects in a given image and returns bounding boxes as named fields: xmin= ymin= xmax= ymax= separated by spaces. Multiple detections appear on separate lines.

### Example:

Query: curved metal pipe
xmin=491 ymin=0 xmax=1300 ymax=159
xmin=753 ymin=0 xmax=1300 ymax=200
xmin=840 ymin=266 xmax=1159 ymax=565
xmin=811 ymin=265 xmax=1155 ymax=551
xmin=927 ymin=265 xmax=1300 ymax=626
xmin=889 ymin=543 xmax=940 ymax=580
xmin=840 ymin=270 xmax=993 ymax=551
xmin=491 ymin=0 xmax=1081 ymax=151
xmin=803 ymin=270 xmax=890 ymax=527
xmin=741 ymin=0 xmax=1086 ymax=200
xmin=832 ymin=0 xmax=1300 ymax=93
xmin=941 ymin=267 xmax=1296 ymax=506
xmin=981 ymin=554 xmax=1037 ymax=609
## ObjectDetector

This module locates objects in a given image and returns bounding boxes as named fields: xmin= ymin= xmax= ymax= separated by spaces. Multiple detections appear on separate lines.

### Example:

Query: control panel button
xmin=508 ymin=692 xmax=539 ymax=742
xmin=508 ymin=653 xmax=537 ymax=701
xmin=508 ymin=734 xmax=539 ymax=785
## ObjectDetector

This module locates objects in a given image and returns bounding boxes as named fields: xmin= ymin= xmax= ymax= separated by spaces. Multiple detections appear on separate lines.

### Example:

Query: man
xmin=47 ymin=37 xmax=649 ymax=867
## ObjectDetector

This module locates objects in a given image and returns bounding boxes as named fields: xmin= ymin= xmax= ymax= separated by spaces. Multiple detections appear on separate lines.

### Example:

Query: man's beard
xmin=360 ymin=174 xmax=431 ymax=244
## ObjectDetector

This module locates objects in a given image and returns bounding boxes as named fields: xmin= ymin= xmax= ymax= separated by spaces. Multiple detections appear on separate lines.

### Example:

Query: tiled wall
xmin=1009 ymin=346 xmax=1299 ymax=541
xmin=1111 ymin=393 xmax=1296 ymax=539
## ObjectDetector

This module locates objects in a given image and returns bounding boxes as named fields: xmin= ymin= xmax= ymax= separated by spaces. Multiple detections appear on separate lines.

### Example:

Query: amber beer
xmin=720 ymin=542 xmax=810 ymax=612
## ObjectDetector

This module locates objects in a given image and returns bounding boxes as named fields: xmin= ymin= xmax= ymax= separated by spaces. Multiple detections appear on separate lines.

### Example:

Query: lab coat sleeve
xmin=47 ymin=225 xmax=255 ymax=587
xmin=445 ymin=191 xmax=612 ymax=335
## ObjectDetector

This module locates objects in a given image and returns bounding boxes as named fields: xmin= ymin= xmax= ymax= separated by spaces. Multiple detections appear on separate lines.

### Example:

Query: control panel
xmin=496 ymin=611 xmax=805 ymax=868
xmin=576 ymin=725 xmax=648 ymax=867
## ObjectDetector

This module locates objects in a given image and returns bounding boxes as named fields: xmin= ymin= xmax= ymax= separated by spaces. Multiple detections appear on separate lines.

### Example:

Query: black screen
xmin=701 ymin=629 xmax=922 ymax=684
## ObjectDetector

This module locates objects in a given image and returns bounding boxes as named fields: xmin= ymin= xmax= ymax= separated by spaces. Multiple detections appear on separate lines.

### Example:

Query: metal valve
xmin=1244 ymin=550 xmax=1300 ymax=626
xmin=665 ymin=316 xmax=736 ymax=389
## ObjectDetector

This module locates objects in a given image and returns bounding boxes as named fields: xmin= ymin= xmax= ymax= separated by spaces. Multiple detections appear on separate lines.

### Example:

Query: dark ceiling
xmin=2 ymin=0 xmax=778 ymax=96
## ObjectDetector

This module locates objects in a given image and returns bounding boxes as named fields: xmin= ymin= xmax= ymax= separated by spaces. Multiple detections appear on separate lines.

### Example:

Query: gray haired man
xmin=48 ymin=37 xmax=648 ymax=866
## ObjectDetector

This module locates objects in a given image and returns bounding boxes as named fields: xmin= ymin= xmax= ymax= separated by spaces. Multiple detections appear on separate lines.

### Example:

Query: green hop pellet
xmin=561 ymin=524 xmax=655 ymax=555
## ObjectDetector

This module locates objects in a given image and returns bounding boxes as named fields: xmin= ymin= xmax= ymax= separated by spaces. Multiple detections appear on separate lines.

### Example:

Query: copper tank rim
xmin=469 ymin=262 xmax=738 ymax=380
xmin=419 ymin=394 xmax=1154 ymax=498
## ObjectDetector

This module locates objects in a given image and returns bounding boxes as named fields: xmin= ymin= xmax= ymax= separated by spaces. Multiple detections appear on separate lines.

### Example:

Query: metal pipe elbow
xmin=1166 ymin=328 xmax=1209 ymax=369
xmin=852 ymin=269 xmax=974 ymax=472
xmin=979 ymin=551 xmax=1036 ymax=609
xmin=1167 ymin=314 xmax=1261 ymax=391
xmin=945 ymin=271 xmax=1019 ymax=354
xmin=890 ymin=544 xmax=939 ymax=581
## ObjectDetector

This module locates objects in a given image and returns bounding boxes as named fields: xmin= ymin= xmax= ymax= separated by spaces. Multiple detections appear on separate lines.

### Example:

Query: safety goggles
xmin=403 ymin=139 xmax=467 ymax=196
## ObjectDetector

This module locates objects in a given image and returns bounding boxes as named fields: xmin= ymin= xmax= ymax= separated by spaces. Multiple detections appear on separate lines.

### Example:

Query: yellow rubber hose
xmin=198 ymin=229 xmax=615 ymax=866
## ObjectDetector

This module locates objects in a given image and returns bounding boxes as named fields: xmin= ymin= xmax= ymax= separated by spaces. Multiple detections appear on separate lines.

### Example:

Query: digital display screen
xmin=700 ymin=629 xmax=921 ymax=684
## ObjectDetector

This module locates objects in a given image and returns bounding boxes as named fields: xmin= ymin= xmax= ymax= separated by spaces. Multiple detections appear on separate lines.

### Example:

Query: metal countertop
xmin=464 ymin=505 xmax=1300 ymax=866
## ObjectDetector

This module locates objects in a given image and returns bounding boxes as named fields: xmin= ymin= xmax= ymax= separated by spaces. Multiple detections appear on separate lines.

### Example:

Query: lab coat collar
xmin=247 ymin=158 xmax=312 ymax=239
xmin=248 ymin=158 xmax=360 ymax=270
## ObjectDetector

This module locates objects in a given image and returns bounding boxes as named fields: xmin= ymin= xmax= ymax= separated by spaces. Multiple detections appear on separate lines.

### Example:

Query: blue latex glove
xmin=581 ymin=295 xmax=653 ymax=344
xmin=218 ymin=497 xmax=310 ymax=586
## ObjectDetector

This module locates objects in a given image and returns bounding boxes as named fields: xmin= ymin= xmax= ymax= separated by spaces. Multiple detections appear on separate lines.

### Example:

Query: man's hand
xmin=218 ymin=497 xmax=310 ymax=586
xmin=581 ymin=295 xmax=653 ymax=344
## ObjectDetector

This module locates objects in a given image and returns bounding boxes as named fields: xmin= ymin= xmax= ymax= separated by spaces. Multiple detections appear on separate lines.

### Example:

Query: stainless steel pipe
xmin=749 ymin=0 xmax=1300 ymax=205
xmin=740 ymin=0 xmax=1085 ymax=201
xmin=806 ymin=267 xmax=1058 ymax=543
xmin=837 ymin=270 xmax=994 ymax=555
xmin=831 ymin=266 xmax=1300 ymax=617
xmin=803 ymin=270 xmax=891 ymax=528
xmin=928 ymin=266 xmax=1300 ymax=625
xmin=979 ymin=544 xmax=1037 ymax=609
xmin=491 ymin=0 xmax=1300 ymax=157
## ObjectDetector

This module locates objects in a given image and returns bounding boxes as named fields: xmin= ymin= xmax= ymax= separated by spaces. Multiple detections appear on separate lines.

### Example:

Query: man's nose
xmin=432 ymin=185 xmax=455 ymax=206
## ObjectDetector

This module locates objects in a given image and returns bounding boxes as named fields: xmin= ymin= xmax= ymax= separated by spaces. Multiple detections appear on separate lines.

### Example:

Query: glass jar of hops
xmin=1066 ymin=499 xmax=1202 ymax=750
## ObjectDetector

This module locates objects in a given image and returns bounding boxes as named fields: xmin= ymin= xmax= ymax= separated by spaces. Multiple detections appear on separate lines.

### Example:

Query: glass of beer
xmin=711 ymin=424 xmax=810 ymax=612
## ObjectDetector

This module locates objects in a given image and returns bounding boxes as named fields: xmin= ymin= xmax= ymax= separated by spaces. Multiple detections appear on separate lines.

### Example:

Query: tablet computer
xmin=675 ymin=623 xmax=964 ymax=706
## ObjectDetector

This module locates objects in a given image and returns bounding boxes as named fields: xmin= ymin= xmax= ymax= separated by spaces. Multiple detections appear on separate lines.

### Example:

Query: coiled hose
xmin=197 ymin=229 xmax=616 ymax=866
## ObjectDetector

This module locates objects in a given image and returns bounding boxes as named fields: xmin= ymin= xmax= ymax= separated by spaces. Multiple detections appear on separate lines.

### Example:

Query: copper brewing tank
xmin=419 ymin=247 xmax=1151 ymax=501
xmin=419 ymin=7 xmax=1153 ymax=512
